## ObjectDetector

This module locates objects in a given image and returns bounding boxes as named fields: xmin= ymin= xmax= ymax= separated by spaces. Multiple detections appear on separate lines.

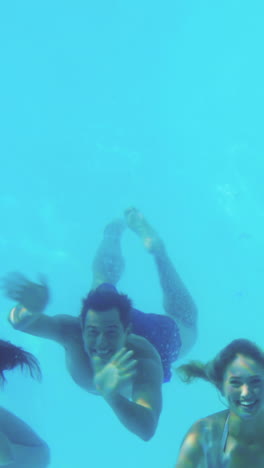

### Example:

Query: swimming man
xmin=2 ymin=208 xmax=198 ymax=440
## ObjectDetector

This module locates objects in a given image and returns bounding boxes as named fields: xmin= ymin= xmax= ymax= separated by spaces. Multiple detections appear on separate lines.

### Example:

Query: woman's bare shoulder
xmin=194 ymin=410 xmax=228 ymax=428
xmin=176 ymin=411 xmax=229 ymax=467
xmin=189 ymin=410 xmax=229 ymax=442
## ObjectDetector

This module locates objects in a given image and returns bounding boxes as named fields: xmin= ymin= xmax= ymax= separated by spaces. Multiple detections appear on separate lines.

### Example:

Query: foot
xmin=104 ymin=218 xmax=126 ymax=238
xmin=124 ymin=207 xmax=164 ymax=253
xmin=92 ymin=219 xmax=126 ymax=288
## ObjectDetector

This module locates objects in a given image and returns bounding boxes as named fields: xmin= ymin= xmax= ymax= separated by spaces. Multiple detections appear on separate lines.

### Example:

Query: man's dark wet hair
xmin=176 ymin=338 xmax=264 ymax=391
xmin=0 ymin=339 xmax=41 ymax=383
xmin=80 ymin=286 xmax=132 ymax=329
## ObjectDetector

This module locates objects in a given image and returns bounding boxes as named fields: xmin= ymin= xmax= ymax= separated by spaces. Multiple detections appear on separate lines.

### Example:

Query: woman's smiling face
xmin=222 ymin=354 xmax=264 ymax=419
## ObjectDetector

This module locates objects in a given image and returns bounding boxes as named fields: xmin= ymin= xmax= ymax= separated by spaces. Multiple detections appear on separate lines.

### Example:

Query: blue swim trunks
xmin=131 ymin=308 xmax=181 ymax=383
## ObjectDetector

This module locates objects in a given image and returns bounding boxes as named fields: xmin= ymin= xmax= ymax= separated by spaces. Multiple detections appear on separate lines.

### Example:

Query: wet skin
xmin=8 ymin=304 xmax=163 ymax=440
xmin=223 ymin=354 xmax=264 ymax=420
xmin=175 ymin=354 xmax=264 ymax=467
xmin=83 ymin=308 xmax=129 ymax=367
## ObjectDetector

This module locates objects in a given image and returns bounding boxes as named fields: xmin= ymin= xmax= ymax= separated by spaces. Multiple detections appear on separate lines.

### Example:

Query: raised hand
xmin=1 ymin=272 xmax=49 ymax=313
xmin=93 ymin=348 xmax=137 ymax=397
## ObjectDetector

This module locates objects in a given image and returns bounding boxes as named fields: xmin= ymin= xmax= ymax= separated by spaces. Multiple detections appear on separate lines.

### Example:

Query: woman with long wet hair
xmin=0 ymin=339 xmax=50 ymax=467
xmin=175 ymin=339 xmax=264 ymax=467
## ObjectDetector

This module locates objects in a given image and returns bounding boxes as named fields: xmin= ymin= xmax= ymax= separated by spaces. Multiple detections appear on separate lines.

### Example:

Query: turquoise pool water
xmin=0 ymin=1 xmax=264 ymax=466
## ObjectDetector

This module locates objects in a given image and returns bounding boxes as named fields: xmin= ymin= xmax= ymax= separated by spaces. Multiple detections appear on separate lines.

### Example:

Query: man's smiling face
xmin=82 ymin=307 xmax=129 ymax=364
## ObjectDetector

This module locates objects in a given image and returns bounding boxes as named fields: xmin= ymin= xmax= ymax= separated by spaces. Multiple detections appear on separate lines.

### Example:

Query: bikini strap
xmin=221 ymin=412 xmax=230 ymax=453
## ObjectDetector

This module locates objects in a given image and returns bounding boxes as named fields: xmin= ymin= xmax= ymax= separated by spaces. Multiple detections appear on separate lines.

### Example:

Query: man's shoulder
xmin=127 ymin=333 xmax=161 ymax=362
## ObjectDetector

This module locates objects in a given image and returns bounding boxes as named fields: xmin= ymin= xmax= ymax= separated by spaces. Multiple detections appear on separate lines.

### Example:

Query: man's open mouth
xmin=94 ymin=349 xmax=112 ymax=359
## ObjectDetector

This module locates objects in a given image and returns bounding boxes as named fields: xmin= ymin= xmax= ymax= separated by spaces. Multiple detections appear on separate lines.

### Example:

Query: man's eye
xmin=230 ymin=380 xmax=241 ymax=387
xmin=251 ymin=378 xmax=262 ymax=385
xmin=87 ymin=329 xmax=97 ymax=336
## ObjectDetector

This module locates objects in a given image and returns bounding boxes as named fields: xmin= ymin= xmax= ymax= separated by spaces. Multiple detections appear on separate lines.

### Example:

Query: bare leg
xmin=125 ymin=207 xmax=198 ymax=357
xmin=91 ymin=219 xmax=126 ymax=288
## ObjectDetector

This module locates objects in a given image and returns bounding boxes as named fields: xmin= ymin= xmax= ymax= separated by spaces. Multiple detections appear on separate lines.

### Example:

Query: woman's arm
xmin=0 ymin=407 xmax=50 ymax=467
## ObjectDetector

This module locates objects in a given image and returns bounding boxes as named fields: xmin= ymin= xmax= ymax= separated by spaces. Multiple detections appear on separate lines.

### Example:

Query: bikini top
xmin=221 ymin=412 xmax=230 ymax=453
xmin=204 ymin=413 xmax=230 ymax=468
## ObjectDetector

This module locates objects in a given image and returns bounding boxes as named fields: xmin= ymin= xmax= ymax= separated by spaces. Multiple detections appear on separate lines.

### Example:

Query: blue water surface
xmin=1 ymin=1 xmax=264 ymax=467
